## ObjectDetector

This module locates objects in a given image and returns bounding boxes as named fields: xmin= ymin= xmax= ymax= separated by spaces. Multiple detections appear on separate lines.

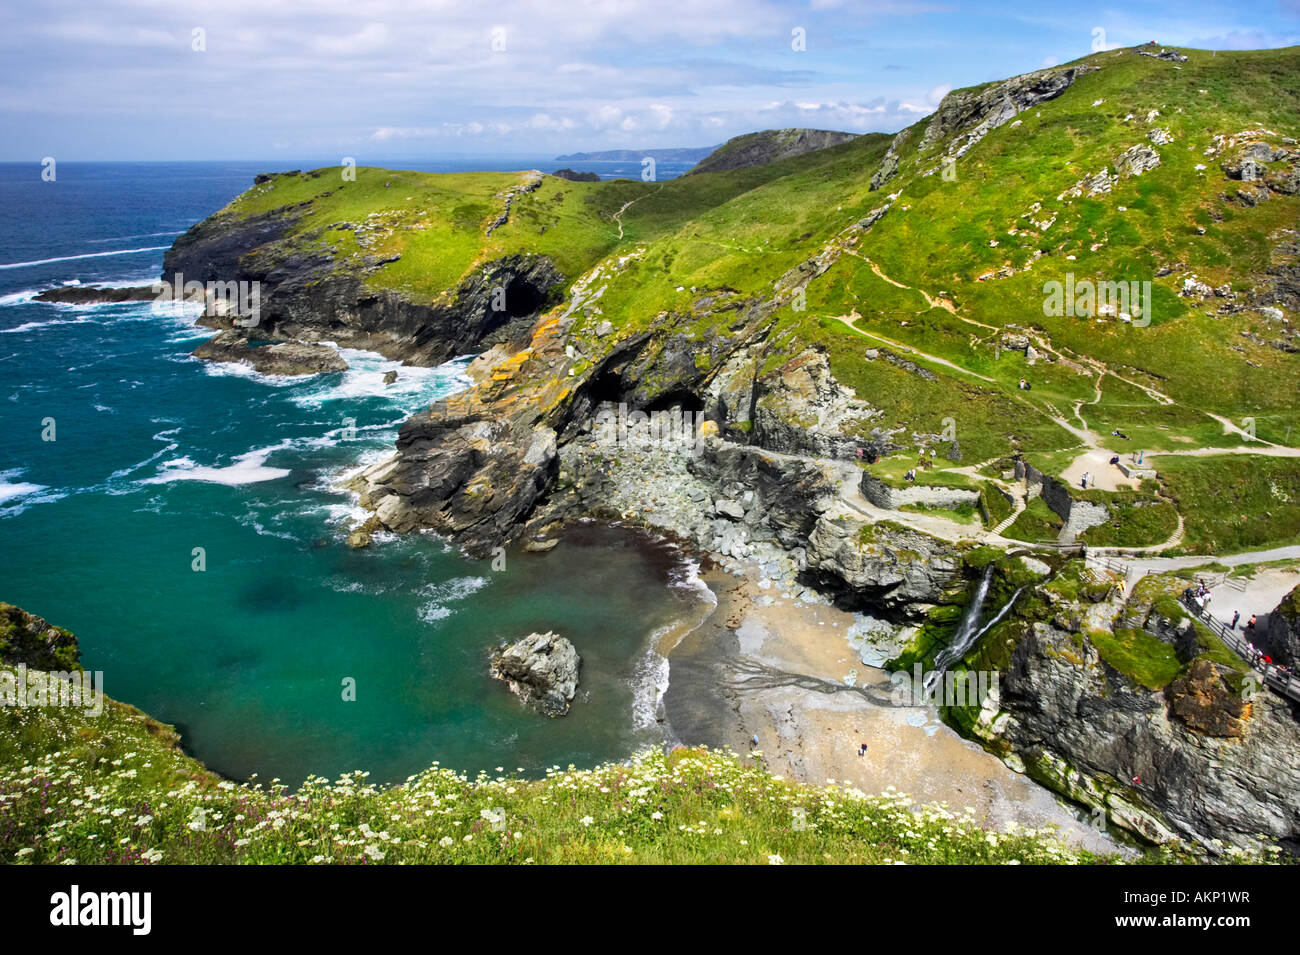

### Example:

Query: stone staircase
xmin=989 ymin=497 xmax=1026 ymax=536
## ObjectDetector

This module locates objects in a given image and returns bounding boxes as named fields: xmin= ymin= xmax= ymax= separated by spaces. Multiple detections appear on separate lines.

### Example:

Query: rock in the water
xmin=383 ymin=370 xmax=398 ymax=384
xmin=522 ymin=537 xmax=559 ymax=553
xmin=193 ymin=331 xmax=348 ymax=376
xmin=34 ymin=284 xmax=159 ymax=305
xmin=489 ymin=631 xmax=580 ymax=717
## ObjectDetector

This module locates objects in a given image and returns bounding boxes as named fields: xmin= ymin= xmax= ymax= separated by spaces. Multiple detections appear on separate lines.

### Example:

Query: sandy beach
xmin=662 ymin=564 xmax=1125 ymax=854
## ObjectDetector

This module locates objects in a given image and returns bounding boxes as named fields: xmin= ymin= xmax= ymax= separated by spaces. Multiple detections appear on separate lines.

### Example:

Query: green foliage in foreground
xmin=2 ymin=674 xmax=1277 ymax=865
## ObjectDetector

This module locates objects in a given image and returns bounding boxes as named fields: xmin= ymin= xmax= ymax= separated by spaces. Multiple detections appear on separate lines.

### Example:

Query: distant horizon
xmin=0 ymin=149 xmax=735 ymax=165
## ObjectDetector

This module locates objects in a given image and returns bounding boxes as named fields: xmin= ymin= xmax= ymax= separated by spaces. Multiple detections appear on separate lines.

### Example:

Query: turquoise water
xmin=0 ymin=162 xmax=704 ymax=785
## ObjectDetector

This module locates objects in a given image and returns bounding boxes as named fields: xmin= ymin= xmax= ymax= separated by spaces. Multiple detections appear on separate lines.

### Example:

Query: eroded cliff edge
xmin=146 ymin=50 xmax=1300 ymax=853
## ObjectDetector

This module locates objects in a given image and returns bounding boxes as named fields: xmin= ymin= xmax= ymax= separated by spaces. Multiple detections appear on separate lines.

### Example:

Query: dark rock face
xmin=1263 ymin=585 xmax=1300 ymax=668
xmin=805 ymin=515 xmax=964 ymax=616
xmin=357 ymin=397 xmax=560 ymax=558
xmin=163 ymin=206 xmax=562 ymax=366
xmin=688 ymin=128 xmax=858 ymax=176
xmin=690 ymin=441 xmax=833 ymax=549
xmin=748 ymin=350 xmax=884 ymax=460
xmin=489 ymin=631 xmax=580 ymax=717
xmin=0 ymin=604 xmax=80 ymax=671
xmin=978 ymin=602 xmax=1300 ymax=850
xmin=1165 ymin=659 xmax=1249 ymax=738
xmin=192 ymin=331 xmax=348 ymax=376
xmin=33 ymin=285 xmax=158 ymax=305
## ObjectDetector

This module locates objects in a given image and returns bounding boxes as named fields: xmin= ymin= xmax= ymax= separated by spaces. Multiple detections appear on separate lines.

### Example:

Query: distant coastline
xmin=554 ymin=145 xmax=719 ymax=163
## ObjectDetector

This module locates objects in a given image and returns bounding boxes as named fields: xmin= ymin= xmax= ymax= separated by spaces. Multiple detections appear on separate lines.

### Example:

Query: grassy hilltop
xmin=203 ymin=45 xmax=1300 ymax=554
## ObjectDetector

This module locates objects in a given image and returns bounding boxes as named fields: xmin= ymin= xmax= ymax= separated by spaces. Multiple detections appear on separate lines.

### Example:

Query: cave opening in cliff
xmin=501 ymin=276 xmax=547 ymax=318
xmin=586 ymin=368 xmax=626 ymax=406
xmin=645 ymin=389 xmax=705 ymax=414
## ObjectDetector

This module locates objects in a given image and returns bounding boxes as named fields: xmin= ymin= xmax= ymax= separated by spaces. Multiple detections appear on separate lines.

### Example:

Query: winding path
xmin=611 ymin=183 xmax=665 ymax=240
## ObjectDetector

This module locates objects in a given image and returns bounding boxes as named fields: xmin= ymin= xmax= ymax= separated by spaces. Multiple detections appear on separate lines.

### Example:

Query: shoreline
xmin=660 ymin=554 xmax=1126 ymax=853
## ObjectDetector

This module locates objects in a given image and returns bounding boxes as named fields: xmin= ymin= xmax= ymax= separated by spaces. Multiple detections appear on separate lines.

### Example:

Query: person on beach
xmin=749 ymin=734 xmax=759 ymax=750
xmin=858 ymin=743 xmax=868 ymax=757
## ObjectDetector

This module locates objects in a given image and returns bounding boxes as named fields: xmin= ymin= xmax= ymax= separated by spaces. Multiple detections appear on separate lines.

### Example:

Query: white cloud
xmin=927 ymin=83 xmax=953 ymax=105
xmin=310 ymin=22 xmax=388 ymax=56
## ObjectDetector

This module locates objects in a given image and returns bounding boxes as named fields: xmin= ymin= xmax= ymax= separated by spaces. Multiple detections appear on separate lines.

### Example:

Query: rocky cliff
xmin=163 ymin=195 xmax=563 ymax=366
xmin=969 ymin=569 xmax=1300 ymax=851
xmin=0 ymin=603 xmax=81 ymax=671
xmin=688 ymin=128 xmax=859 ymax=176
xmin=146 ymin=44 xmax=1300 ymax=854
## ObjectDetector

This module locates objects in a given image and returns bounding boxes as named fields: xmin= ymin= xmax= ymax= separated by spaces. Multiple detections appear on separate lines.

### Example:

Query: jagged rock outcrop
xmin=192 ymin=331 xmax=348 ymax=376
xmin=1060 ymin=168 xmax=1117 ymax=199
xmin=1263 ymin=584 xmax=1300 ymax=668
xmin=1165 ymin=659 xmax=1250 ymax=738
xmin=805 ymin=510 xmax=964 ymax=616
xmin=689 ymin=440 xmax=835 ymax=549
xmin=1114 ymin=143 xmax=1162 ymax=178
xmin=977 ymin=618 xmax=1300 ymax=850
xmin=688 ymin=128 xmax=858 ymax=176
xmin=357 ymin=399 xmax=560 ymax=558
xmin=0 ymin=604 xmax=80 ymax=671
xmin=489 ymin=631 xmax=580 ymax=717
xmin=868 ymin=129 xmax=909 ymax=191
xmin=1139 ymin=49 xmax=1188 ymax=63
xmin=718 ymin=348 xmax=885 ymax=460
xmin=919 ymin=65 xmax=1097 ymax=160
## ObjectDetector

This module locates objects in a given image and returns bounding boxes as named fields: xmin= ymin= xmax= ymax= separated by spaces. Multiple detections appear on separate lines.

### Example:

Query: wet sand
xmin=662 ymin=565 xmax=1124 ymax=854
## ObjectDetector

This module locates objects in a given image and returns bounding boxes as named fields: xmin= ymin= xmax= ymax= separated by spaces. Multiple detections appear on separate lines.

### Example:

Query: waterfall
xmin=924 ymin=568 xmax=1024 ymax=693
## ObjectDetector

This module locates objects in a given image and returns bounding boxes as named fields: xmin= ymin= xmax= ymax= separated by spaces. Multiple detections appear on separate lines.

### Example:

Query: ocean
xmin=0 ymin=159 xmax=704 ymax=785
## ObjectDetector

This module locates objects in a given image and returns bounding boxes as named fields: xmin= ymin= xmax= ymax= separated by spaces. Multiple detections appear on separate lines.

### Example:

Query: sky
xmin=1 ymin=0 xmax=1297 ymax=162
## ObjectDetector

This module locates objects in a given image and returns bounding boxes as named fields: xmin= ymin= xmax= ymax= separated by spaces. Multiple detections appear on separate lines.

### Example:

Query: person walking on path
xmin=1232 ymin=610 xmax=1241 ymax=630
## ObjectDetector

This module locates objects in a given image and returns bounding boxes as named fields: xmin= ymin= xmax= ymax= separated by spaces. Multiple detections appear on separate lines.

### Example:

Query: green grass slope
xmin=1 ymin=665 xmax=1146 ymax=864
xmin=204 ymin=46 xmax=1299 ymax=552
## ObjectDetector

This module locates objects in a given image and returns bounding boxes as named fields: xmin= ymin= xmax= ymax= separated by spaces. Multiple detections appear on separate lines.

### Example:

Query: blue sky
xmin=1 ymin=0 xmax=1297 ymax=161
